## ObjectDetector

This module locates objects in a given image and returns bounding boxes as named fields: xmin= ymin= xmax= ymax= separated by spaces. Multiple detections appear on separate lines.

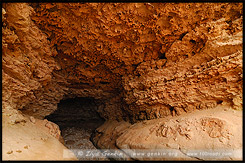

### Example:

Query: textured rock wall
xmin=2 ymin=3 xmax=124 ymax=120
xmin=2 ymin=3 xmax=57 ymax=113
xmin=2 ymin=3 xmax=243 ymax=122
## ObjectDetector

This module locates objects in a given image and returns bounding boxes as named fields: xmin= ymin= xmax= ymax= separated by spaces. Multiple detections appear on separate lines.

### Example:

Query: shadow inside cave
xmin=46 ymin=97 xmax=105 ymax=130
xmin=45 ymin=97 xmax=105 ymax=155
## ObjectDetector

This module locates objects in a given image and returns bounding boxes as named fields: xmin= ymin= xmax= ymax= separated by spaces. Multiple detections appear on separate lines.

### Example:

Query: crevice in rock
xmin=158 ymin=52 xmax=167 ymax=59
xmin=179 ymin=32 xmax=188 ymax=41
xmin=169 ymin=107 xmax=177 ymax=116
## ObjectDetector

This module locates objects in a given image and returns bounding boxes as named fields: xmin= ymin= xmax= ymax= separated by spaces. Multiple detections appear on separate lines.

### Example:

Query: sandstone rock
xmin=2 ymin=2 xmax=243 ymax=161
xmin=93 ymin=105 xmax=242 ymax=160
xmin=2 ymin=3 xmax=242 ymax=121
xmin=2 ymin=106 xmax=77 ymax=160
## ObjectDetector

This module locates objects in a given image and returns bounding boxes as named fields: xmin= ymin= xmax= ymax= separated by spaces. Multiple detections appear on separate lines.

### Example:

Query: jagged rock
xmin=2 ymin=3 xmax=242 ymax=121
xmin=2 ymin=3 xmax=243 ymax=160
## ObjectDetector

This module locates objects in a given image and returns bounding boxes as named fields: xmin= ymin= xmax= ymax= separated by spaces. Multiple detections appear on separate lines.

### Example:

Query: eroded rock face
xmin=2 ymin=3 xmax=242 ymax=122
xmin=2 ymin=2 xmax=243 ymax=161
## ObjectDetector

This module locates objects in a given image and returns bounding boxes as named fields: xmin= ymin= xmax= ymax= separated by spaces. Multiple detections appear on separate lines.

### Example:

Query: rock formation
xmin=92 ymin=106 xmax=242 ymax=160
xmin=2 ymin=3 xmax=243 ymax=160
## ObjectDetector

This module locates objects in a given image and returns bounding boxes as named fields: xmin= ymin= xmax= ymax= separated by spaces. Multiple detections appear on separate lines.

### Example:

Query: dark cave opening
xmin=46 ymin=97 xmax=105 ymax=129
xmin=45 ymin=97 xmax=106 ymax=154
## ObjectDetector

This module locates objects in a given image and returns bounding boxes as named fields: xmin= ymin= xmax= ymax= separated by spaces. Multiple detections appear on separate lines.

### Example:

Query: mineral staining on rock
xmin=2 ymin=2 xmax=243 ymax=160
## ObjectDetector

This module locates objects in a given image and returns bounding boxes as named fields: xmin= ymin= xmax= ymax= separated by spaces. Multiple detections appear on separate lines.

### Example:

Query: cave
xmin=45 ymin=97 xmax=105 ymax=159
xmin=45 ymin=97 xmax=105 ymax=130
xmin=2 ymin=3 xmax=243 ymax=161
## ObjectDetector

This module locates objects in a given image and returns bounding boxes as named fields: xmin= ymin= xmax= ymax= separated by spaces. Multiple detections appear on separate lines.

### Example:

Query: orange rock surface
xmin=2 ymin=3 xmax=243 ymax=160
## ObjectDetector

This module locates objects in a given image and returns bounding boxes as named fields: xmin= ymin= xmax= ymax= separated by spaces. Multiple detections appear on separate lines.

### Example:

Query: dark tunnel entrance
xmin=46 ymin=97 xmax=105 ymax=130
xmin=45 ymin=97 xmax=107 ymax=160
